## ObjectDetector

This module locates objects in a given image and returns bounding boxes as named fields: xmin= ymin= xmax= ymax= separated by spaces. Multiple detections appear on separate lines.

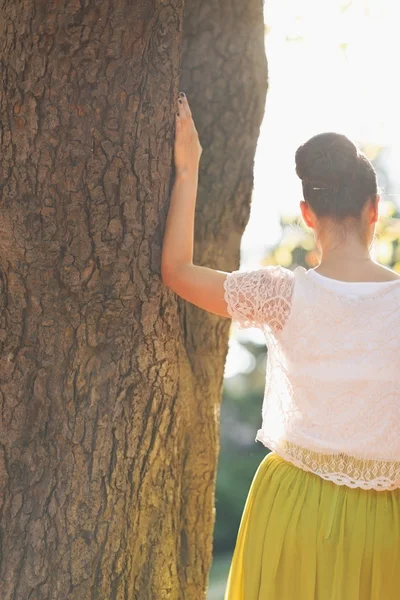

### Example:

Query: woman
xmin=161 ymin=93 xmax=400 ymax=599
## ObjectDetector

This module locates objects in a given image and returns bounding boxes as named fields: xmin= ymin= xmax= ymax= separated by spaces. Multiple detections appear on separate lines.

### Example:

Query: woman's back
xmin=224 ymin=263 xmax=400 ymax=490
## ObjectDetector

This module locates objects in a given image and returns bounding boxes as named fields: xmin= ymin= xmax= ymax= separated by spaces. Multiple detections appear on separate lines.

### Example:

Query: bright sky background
xmin=241 ymin=0 xmax=400 ymax=263
xmin=225 ymin=0 xmax=400 ymax=376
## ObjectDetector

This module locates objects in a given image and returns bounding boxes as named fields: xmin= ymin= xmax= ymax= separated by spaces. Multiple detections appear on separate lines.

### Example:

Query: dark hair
xmin=295 ymin=132 xmax=378 ymax=220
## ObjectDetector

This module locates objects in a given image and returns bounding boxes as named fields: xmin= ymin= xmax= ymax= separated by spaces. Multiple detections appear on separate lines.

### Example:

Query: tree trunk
xmin=178 ymin=0 xmax=268 ymax=596
xmin=0 ymin=1 xmax=267 ymax=599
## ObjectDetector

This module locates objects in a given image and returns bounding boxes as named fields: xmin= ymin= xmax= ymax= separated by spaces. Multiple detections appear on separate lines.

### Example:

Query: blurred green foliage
xmin=263 ymin=199 xmax=400 ymax=273
xmin=214 ymin=435 xmax=267 ymax=553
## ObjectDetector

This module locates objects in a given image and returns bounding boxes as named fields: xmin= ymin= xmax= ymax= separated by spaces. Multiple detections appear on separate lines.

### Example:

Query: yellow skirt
xmin=224 ymin=451 xmax=400 ymax=600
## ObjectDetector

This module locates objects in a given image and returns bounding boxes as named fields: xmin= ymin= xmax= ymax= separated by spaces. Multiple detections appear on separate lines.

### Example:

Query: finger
xmin=175 ymin=110 xmax=182 ymax=129
xmin=178 ymin=92 xmax=192 ymax=119
xmin=177 ymin=97 xmax=188 ymax=121
xmin=180 ymin=93 xmax=192 ymax=118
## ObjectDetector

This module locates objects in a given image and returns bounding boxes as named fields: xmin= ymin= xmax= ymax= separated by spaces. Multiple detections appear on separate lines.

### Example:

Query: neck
xmin=316 ymin=238 xmax=373 ymax=266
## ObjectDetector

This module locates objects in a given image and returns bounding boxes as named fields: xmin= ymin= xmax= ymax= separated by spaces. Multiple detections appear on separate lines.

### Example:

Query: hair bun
xmin=295 ymin=132 xmax=359 ymax=189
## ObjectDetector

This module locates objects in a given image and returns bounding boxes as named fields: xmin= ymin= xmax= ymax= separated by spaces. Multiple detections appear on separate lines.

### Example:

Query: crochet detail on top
xmin=224 ymin=264 xmax=400 ymax=491
xmin=223 ymin=265 xmax=294 ymax=333
xmin=256 ymin=435 xmax=400 ymax=491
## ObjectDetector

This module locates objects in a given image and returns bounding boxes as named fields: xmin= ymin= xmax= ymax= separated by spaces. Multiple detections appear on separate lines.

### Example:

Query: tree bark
xmin=178 ymin=0 xmax=268 ymax=596
xmin=0 ymin=0 xmax=267 ymax=598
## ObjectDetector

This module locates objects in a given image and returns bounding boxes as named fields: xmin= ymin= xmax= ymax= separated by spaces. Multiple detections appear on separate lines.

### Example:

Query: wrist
xmin=174 ymin=166 xmax=199 ymax=180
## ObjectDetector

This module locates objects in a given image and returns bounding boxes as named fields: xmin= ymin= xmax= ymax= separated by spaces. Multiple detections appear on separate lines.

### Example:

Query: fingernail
xmin=179 ymin=92 xmax=185 ymax=97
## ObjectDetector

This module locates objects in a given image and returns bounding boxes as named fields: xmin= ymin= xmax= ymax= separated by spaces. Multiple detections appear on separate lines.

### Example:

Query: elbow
xmin=161 ymin=252 xmax=178 ymax=286
xmin=161 ymin=262 xmax=192 ymax=291
xmin=161 ymin=267 xmax=171 ymax=287
xmin=161 ymin=263 xmax=177 ymax=289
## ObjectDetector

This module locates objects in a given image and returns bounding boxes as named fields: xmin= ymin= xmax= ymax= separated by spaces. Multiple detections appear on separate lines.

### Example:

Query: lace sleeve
xmin=223 ymin=265 xmax=294 ymax=332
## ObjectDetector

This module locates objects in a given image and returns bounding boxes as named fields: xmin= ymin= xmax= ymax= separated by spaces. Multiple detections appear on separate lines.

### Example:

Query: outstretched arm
xmin=161 ymin=92 xmax=230 ymax=319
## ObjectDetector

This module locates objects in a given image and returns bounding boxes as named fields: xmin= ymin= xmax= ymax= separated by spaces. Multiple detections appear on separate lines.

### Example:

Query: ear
xmin=299 ymin=200 xmax=314 ymax=229
xmin=370 ymin=193 xmax=380 ymax=224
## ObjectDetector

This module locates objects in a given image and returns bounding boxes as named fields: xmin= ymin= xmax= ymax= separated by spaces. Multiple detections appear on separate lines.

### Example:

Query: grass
xmin=207 ymin=552 xmax=233 ymax=600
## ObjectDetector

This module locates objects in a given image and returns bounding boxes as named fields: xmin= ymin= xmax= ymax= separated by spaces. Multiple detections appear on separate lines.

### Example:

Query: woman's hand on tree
xmin=174 ymin=93 xmax=203 ymax=177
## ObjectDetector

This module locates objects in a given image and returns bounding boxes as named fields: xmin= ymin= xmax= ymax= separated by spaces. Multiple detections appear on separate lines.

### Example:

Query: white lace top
xmin=223 ymin=264 xmax=400 ymax=491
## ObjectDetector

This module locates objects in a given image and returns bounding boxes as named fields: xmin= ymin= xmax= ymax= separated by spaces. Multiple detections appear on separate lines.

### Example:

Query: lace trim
xmin=256 ymin=434 xmax=400 ymax=491
xmin=223 ymin=265 xmax=294 ymax=332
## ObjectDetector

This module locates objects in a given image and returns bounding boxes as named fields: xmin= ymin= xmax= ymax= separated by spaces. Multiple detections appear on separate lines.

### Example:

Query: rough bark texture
xmin=0 ymin=0 xmax=267 ymax=598
xmin=178 ymin=0 xmax=268 ymax=596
